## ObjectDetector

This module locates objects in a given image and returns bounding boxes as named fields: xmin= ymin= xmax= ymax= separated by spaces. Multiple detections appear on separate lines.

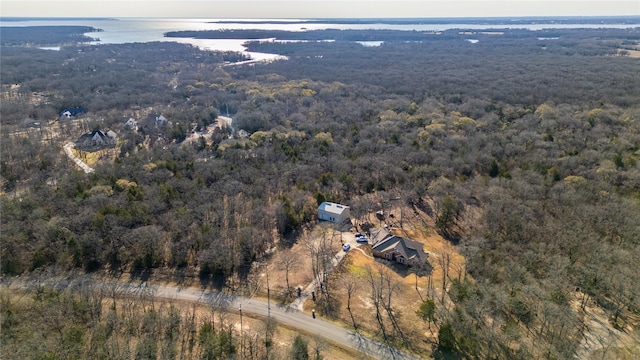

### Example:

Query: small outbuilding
xmin=318 ymin=202 xmax=350 ymax=224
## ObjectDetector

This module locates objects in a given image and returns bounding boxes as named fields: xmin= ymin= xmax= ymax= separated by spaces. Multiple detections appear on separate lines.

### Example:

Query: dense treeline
xmin=0 ymin=42 xmax=248 ymax=125
xmin=243 ymin=29 xmax=640 ymax=105
xmin=166 ymin=28 xmax=640 ymax=42
xmin=166 ymin=28 xmax=460 ymax=41
xmin=0 ymin=26 xmax=99 ymax=46
xmin=209 ymin=16 xmax=640 ymax=25
xmin=2 ymin=27 xmax=640 ymax=358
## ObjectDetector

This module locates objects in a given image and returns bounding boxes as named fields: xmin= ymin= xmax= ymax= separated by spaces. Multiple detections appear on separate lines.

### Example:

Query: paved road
xmin=4 ymin=231 xmax=416 ymax=360
xmin=152 ymin=284 xmax=420 ymax=360
xmin=63 ymin=142 xmax=94 ymax=173
xmin=3 ymin=278 xmax=421 ymax=360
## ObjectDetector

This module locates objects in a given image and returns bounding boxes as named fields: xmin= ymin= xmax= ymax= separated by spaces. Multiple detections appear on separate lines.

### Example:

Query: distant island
xmin=165 ymin=27 xmax=639 ymax=43
xmin=210 ymin=16 xmax=640 ymax=25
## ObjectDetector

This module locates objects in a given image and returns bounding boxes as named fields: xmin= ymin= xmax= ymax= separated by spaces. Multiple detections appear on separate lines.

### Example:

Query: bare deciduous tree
xmin=439 ymin=250 xmax=451 ymax=306
xmin=278 ymin=251 xmax=299 ymax=300
xmin=340 ymin=271 xmax=361 ymax=330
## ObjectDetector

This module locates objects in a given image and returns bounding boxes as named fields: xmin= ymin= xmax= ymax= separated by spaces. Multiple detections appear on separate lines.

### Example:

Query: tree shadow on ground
xmin=198 ymin=268 xmax=228 ymax=291
xmin=432 ymin=349 xmax=463 ymax=360
xmin=439 ymin=230 xmax=462 ymax=245
xmin=235 ymin=262 xmax=253 ymax=286
xmin=129 ymin=267 xmax=152 ymax=283
xmin=373 ymin=257 xmax=434 ymax=279
xmin=279 ymin=229 xmax=301 ymax=249
xmin=172 ymin=267 xmax=196 ymax=289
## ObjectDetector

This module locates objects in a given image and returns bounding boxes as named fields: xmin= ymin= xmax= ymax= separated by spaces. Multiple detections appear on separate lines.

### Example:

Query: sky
xmin=1 ymin=0 xmax=639 ymax=19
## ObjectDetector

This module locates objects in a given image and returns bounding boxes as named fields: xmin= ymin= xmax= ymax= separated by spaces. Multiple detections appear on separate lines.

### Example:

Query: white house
xmin=125 ymin=117 xmax=138 ymax=131
xmin=318 ymin=202 xmax=350 ymax=224
xmin=155 ymin=115 xmax=168 ymax=127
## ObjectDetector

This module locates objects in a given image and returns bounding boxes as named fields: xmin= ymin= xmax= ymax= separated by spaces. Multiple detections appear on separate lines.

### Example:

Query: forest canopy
xmin=0 ymin=26 xmax=99 ymax=46
xmin=2 ymin=25 xmax=640 ymax=359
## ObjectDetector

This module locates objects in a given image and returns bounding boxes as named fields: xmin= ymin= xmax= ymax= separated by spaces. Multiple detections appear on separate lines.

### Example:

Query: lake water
xmin=2 ymin=17 xmax=639 ymax=61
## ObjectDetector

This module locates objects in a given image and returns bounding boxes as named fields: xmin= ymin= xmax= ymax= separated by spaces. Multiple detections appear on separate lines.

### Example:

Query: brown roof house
xmin=370 ymin=227 xmax=428 ymax=266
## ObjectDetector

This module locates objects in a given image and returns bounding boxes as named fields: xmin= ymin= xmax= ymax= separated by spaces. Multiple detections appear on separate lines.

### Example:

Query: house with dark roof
xmin=75 ymin=130 xmax=116 ymax=152
xmin=59 ymin=106 xmax=86 ymax=119
xmin=370 ymin=227 xmax=428 ymax=266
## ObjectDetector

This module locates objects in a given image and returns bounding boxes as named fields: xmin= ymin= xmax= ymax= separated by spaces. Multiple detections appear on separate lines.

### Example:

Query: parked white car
xmin=342 ymin=244 xmax=351 ymax=251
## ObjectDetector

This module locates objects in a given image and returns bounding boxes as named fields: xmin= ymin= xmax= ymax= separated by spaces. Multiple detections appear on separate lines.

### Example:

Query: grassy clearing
xmin=293 ymin=208 xmax=467 ymax=358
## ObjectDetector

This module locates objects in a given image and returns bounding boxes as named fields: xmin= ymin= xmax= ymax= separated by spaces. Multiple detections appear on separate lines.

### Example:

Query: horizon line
xmin=2 ymin=15 xmax=640 ymax=19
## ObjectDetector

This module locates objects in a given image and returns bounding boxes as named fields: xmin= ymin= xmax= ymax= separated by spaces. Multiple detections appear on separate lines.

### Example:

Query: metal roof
xmin=318 ymin=202 xmax=349 ymax=215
